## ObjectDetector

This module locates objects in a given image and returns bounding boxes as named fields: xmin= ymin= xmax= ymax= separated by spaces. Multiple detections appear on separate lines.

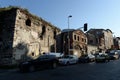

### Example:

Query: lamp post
xmin=68 ymin=15 xmax=72 ymax=55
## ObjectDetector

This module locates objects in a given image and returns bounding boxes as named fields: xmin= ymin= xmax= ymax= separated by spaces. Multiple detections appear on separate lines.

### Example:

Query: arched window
xmin=39 ymin=25 xmax=46 ymax=40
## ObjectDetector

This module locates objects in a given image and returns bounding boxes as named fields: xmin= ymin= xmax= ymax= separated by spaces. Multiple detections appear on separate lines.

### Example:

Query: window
xmin=85 ymin=39 xmax=86 ymax=42
xmin=32 ymin=52 xmax=34 ymax=56
xmin=90 ymin=40 xmax=93 ymax=43
xmin=77 ymin=36 xmax=79 ymax=41
xmin=42 ymin=25 xmax=46 ymax=35
xmin=19 ymin=17 xmax=21 ymax=19
xmin=26 ymin=18 xmax=31 ymax=26
xmin=74 ymin=35 xmax=76 ymax=40
xmin=40 ymin=25 xmax=46 ymax=39
xmin=82 ymin=38 xmax=84 ymax=42
xmin=96 ymin=38 xmax=98 ymax=43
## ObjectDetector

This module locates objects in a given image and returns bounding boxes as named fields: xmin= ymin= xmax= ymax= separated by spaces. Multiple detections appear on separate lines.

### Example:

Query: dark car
xmin=95 ymin=53 xmax=110 ymax=63
xmin=108 ymin=52 xmax=119 ymax=60
xmin=19 ymin=54 xmax=59 ymax=72
xmin=78 ymin=54 xmax=95 ymax=63
xmin=78 ymin=55 xmax=89 ymax=63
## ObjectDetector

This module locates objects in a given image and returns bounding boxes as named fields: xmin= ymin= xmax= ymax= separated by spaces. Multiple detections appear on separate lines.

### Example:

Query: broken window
xmin=17 ymin=43 xmax=25 ymax=50
xmin=26 ymin=18 xmax=31 ymax=26
xmin=90 ymin=40 xmax=93 ymax=43
xmin=74 ymin=35 xmax=76 ymax=40
xmin=32 ymin=52 xmax=34 ymax=56
xmin=54 ymin=30 xmax=56 ymax=39
xmin=82 ymin=38 xmax=84 ymax=42
xmin=77 ymin=36 xmax=79 ymax=41
xmin=42 ymin=25 xmax=46 ymax=34
xmin=40 ymin=25 xmax=46 ymax=39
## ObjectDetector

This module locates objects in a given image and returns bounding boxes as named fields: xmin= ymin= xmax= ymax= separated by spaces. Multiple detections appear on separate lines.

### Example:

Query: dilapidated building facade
xmin=0 ymin=7 xmax=61 ymax=65
xmin=86 ymin=33 xmax=98 ymax=54
xmin=87 ymin=29 xmax=113 ymax=53
xmin=113 ymin=37 xmax=120 ymax=50
xmin=61 ymin=29 xmax=87 ymax=57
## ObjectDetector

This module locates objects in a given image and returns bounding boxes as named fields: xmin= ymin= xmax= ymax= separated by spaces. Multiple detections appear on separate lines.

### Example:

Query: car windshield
xmin=109 ymin=53 xmax=115 ymax=55
xmin=62 ymin=56 xmax=69 ymax=58
xmin=38 ymin=55 xmax=56 ymax=59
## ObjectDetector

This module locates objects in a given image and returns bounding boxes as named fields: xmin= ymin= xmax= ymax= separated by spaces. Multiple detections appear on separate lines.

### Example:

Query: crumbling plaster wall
xmin=72 ymin=30 xmax=87 ymax=57
xmin=13 ymin=9 xmax=58 ymax=61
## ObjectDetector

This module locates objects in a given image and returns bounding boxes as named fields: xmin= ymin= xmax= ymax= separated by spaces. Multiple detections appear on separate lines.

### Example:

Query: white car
xmin=59 ymin=55 xmax=78 ymax=65
xmin=88 ymin=54 xmax=95 ymax=62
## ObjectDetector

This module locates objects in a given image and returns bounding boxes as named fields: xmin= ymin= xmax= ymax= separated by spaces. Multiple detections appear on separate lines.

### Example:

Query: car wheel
xmin=29 ymin=65 xmax=35 ymax=72
xmin=76 ymin=60 xmax=78 ymax=64
xmin=66 ymin=62 xmax=70 ymax=65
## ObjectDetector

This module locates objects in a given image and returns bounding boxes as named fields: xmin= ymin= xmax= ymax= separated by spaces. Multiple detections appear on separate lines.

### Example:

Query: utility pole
xmin=68 ymin=15 xmax=72 ymax=55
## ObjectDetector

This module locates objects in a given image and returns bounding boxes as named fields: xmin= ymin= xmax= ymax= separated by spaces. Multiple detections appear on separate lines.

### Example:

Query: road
xmin=0 ymin=60 xmax=120 ymax=80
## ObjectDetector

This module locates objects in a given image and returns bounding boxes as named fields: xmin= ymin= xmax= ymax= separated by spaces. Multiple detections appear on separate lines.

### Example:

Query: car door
xmin=34 ymin=55 xmax=51 ymax=69
xmin=42 ymin=55 xmax=53 ymax=68
xmin=69 ymin=56 xmax=76 ymax=64
xmin=33 ymin=56 xmax=45 ymax=68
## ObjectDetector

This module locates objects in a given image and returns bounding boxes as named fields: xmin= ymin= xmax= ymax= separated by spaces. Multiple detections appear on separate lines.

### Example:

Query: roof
xmin=62 ymin=29 xmax=84 ymax=33
xmin=87 ymin=28 xmax=113 ymax=34
xmin=62 ymin=29 xmax=75 ymax=33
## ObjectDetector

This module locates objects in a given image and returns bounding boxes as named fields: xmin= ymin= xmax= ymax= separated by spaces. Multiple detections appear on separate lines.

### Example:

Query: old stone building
xmin=86 ymin=33 xmax=98 ymax=54
xmin=61 ymin=29 xmax=87 ymax=57
xmin=113 ymin=37 xmax=120 ymax=49
xmin=87 ymin=29 xmax=113 ymax=53
xmin=104 ymin=29 xmax=113 ymax=50
xmin=0 ymin=7 xmax=61 ymax=65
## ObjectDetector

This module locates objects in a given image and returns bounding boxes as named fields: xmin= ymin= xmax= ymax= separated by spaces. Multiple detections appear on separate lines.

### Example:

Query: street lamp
xmin=68 ymin=15 xmax=72 ymax=55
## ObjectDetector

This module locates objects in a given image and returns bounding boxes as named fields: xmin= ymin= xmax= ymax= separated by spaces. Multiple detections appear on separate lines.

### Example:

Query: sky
xmin=0 ymin=0 xmax=120 ymax=37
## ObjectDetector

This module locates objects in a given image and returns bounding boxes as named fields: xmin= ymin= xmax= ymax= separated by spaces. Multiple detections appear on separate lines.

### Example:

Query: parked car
xmin=95 ymin=53 xmax=110 ymax=63
xmin=108 ymin=51 xmax=119 ymax=60
xmin=88 ymin=54 xmax=95 ymax=62
xmin=48 ymin=52 xmax=64 ymax=58
xmin=78 ymin=54 xmax=89 ymax=63
xmin=78 ymin=54 xmax=95 ymax=63
xmin=116 ymin=50 xmax=120 ymax=57
xmin=59 ymin=55 xmax=78 ymax=65
xmin=19 ymin=54 xmax=59 ymax=72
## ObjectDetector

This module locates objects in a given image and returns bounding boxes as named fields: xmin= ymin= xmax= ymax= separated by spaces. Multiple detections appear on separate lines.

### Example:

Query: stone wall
xmin=13 ymin=9 xmax=61 ymax=62
xmin=104 ymin=29 xmax=113 ymax=50
xmin=0 ymin=8 xmax=17 ymax=65
xmin=0 ymin=7 xmax=61 ymax=65
xmin=87 ymin=45 xmax=98 ymax=54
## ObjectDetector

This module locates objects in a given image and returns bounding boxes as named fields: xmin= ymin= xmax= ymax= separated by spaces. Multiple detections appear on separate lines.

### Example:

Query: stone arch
xmin=74 ymin=45 xmax=82 ymax=57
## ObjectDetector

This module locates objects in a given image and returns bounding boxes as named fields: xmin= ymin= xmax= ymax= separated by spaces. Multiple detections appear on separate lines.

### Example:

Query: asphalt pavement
xmin=0 ymin=60 xmax=120 ymax=80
